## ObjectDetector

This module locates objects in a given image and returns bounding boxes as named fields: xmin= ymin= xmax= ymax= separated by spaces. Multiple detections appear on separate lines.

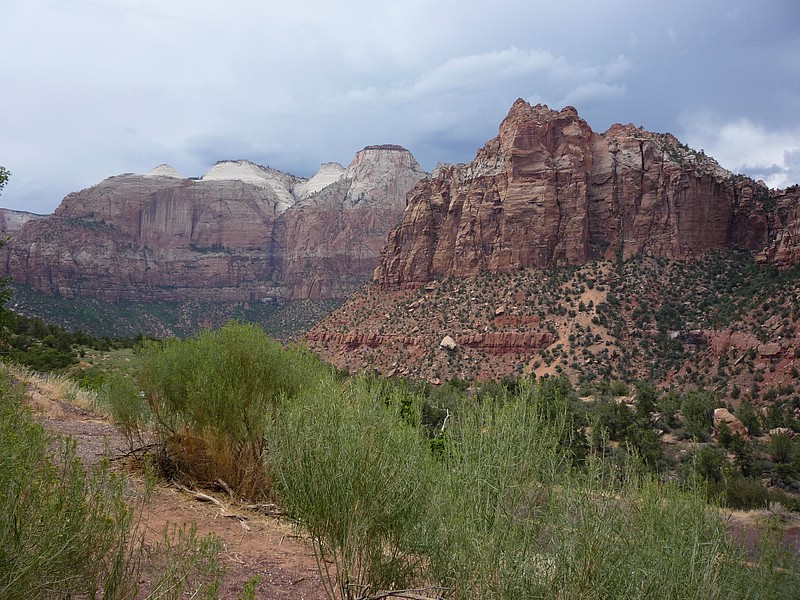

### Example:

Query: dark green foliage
xmin=736 ymin=400 xmax=762 ymax=436
xmin=135 ymin=322 xmax=324 ymax=499
xmin=709 ymin=477 xmax=770 ymax=511
xmin=770 ymin=433 xmax=795 ymax=466
xmin=634 ymin=380 xmax=658 ymax=418
xmin=681 ymin=389 xmax=718 ymax=441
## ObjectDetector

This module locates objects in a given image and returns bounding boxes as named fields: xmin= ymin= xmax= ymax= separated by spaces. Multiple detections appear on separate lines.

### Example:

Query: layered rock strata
xmin=375 ymin=99 xmax=788 ymax=287
xmin=1 ymin=148 xmax=426 ymax=302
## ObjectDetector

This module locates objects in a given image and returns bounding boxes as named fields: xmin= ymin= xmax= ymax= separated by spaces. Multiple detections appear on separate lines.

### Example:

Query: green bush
xmin=681 ymin=389 xmax=718 ymax=441
xmin=0 ymin=375 xmax=135 ymax=597
xmin=136 ymin=322 xmax=324 ymax=499
xmin=273 ymin=375 xmax=437 ymax=600
xmin=0 ymin=371 xmax=227 ymax=599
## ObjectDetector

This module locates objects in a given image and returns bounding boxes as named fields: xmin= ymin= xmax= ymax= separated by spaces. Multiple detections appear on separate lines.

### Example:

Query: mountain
xmin=375 ymin=100 xmax=793 ymax=286
xmin=1 ymin=147 xmax=426 ymax=309
xmin=0 ymin=208 xmax=46 ymax=234
xmin=306 ymin=100 xmax=800 ymax=392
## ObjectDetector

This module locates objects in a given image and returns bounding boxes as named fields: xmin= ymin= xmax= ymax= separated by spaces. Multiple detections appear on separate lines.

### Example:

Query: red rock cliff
xmin=1 ymin=150 xmax=426 ymax=302
xmin=375 ymin=100 xmax=778 ymax=286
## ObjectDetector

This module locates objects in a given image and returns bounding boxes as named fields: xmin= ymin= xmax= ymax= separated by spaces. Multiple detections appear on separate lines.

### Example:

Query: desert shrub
xmin=0 ymin=374 xmax=131 ymax=597
xmin=0 ymin=371 xmax=226 ymax=599
xmin=100 ymin=373 xmax=152 ymax=451
xmin=272 ymin=375 xmax=437 ymax=600
xmin=424 ymin=383 xmax=797 ymax=599
xmin=708 ymin=476 xmax=770 ymax=511
xmin=425 ymin=385 xmax=569 ymax=599
xmin=770 ymin=432 xmax=795 ymax=465
xmin=136 ymin=322 xmax=324 ymax=499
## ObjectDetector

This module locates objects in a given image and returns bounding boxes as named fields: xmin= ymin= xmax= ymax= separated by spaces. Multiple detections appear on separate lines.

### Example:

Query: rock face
xmin=0 ymin=209 xmax=46 ymax=234
xmin=1 ymin=148 xmax=426 ymax=302
xmin=713 ymin=408 xmax=749 ymax=440
xmin=375 ymin=99 xmax=787 ymax=287
xmin=757 ymin=185 xmax=800 ymax=268
xmin=275 ymin=146 xmax=427 ymax=299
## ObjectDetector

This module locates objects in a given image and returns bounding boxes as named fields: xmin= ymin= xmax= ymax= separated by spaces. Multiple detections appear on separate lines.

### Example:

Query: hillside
xmin=307 ymin=100 xmax=800 ymax=406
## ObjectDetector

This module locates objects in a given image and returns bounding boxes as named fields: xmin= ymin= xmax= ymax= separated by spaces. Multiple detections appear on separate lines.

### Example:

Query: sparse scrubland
xmin=61 ymin=323 xmax=795 ymax=599
xmin=0 ymin=369 xmax=241 ymax=599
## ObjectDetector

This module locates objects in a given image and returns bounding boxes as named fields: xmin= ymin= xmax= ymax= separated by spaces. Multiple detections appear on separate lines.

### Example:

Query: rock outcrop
xmin=275 ymin=146 xmax=427 ymax=299
xmin=0 ymin=209 xmax=46 ymax=235
xmin=713 ymin=408 xmax=749 ymax=440
xmin=1 ymin=149 xmax=426 ymax=302
xmin=757 ymin=185 xmax=800 ymax=268
xmin=375 ymin=99 xmax=788 ymax=287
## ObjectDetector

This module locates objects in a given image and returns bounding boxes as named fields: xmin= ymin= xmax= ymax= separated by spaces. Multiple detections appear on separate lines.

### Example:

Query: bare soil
xmin=27 ymin=389 xmax=327 ymax=599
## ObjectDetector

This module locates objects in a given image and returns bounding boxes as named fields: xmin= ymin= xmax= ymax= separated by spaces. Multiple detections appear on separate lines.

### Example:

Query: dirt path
xmin=26 ymin=385 xmax=327 ymax=599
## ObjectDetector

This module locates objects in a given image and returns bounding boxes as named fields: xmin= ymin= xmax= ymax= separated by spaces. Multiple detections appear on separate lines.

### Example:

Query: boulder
xmin=439 ymin=335 xmax=457 ymax=350
xmin=713 ymin=408 xmax=749 ymax=439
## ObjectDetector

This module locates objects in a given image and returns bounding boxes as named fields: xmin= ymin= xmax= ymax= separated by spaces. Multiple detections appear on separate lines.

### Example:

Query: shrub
xmin=273 ymin=375 xmax=437 ymax=600
xmin=136 ymin=322 xmax=323 ymax=499
xmin=0 ymin=371 xmax=226 ymax=599
xmin=681 ymin=389 xmax=718 ymax=441
xmin=0 ymin=375 xmax=133 ymax=597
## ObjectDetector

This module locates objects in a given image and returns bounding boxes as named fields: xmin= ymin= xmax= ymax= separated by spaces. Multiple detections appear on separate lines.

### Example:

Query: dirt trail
xmin=27 ymin=388 xmax=327 ymax=599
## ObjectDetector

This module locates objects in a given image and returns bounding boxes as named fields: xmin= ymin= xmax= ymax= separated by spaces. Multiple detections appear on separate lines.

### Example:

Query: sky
xmin=1 ymin=0 xmax=799 ymax=215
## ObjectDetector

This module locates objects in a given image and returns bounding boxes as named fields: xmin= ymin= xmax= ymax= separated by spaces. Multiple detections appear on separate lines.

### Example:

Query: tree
xmin=681 ymin=389 xmax=717 ymax=441
xmin=0 ymin=167 xmax=13 ymax=335
xmin=634 ymin=380 xmax=658 ymax=418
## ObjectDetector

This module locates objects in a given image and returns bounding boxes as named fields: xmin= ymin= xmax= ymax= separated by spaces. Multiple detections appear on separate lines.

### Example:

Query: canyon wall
xmin=375 ymin=100 xmax=783 ymax=287
xmin=1 ymin=148 xmax=426 ymax=302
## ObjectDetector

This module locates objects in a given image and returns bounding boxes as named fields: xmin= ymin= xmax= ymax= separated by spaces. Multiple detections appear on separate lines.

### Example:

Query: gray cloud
xmin=1 ymin=0 xmax=799 ymax=214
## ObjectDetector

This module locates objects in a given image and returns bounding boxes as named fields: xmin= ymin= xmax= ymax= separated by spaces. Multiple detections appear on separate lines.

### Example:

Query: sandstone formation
xmin=1 ymin=148 xmax=426 ymax=302
xmin=375 ymin=99 xmax=789 ymax=287
xmin=275 ymin=146 xmax=427 ymax=299
xmin=713 ymin=408 xmax=749 ymax=440
xmin=0 ymin=209 xmax=46 ymax=235
xmin=757 ymin=185 xmax=800 ymax=268
xmin=307 ymin=100 xmax=798 ymax=385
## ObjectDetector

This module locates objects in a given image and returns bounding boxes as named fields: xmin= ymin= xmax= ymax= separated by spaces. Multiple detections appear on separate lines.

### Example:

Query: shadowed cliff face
xmin=1 ymin=149 xmax=426 ymax=302
xmin=375 ymin=100 xmax=786 ymax=287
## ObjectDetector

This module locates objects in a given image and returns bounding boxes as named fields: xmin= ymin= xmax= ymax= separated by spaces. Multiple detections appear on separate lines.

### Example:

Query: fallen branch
xmin=174 ymin=483 xmax=225 ymax=507
xmin=244 ymin=502 xmax=285 ymax=516
xmin=361 ymin=586 xmax=451 ymax=600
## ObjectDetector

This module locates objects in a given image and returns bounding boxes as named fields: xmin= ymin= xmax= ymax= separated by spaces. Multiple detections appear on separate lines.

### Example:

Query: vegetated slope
xmin=307 ymin=99 xmax=800 ymax=403
xmin=7 ymin=283 xmax=341 ymax=340
xmin=307 ymin=251 xmax=800 ymax=403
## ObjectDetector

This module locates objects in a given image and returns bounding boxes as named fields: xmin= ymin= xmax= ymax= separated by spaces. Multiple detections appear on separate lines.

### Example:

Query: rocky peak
xmin=0 ymin=208 xmax=46 ymax=235
xmin=144 ymin=164 xmax=182 ymax=178
xmin=294 ymin=162 xmax=346 ymax=199
xmin=202 ymin=160 xmax=302 ymax=213
xmin=343 ymin=145 xmax=428 ymax=207
xmin=375 ymin=99 xmax=782 ymax=287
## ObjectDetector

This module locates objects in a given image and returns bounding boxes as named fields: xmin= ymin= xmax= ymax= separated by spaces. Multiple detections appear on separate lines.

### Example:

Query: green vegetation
xmin=102 ymin=323 xmax=324 ymax=499
xmin=0 ymin=370 xmax=228 ymax=599
xmin=93 ymin=324 xmax=798 ymax=599
xmin=9 ymin=282 xmax=342 ymax=341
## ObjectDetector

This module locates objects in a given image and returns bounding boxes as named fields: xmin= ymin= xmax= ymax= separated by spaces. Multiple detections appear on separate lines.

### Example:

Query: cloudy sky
xmin=2 ymin=0 xmax=799 ymax=214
